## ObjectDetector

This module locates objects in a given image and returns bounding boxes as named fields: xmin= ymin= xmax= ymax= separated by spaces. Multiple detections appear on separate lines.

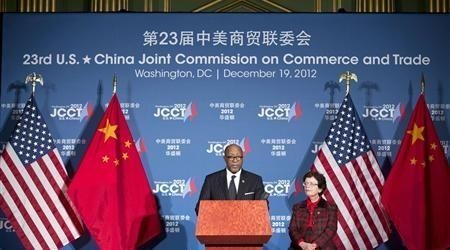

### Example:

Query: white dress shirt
xmin=226 ymin=168 xmax=241 ymax=193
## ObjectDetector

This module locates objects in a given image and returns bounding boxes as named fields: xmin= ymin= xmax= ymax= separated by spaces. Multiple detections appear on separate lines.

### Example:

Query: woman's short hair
xmin=302 ymin=171 xmax=327 ymax=196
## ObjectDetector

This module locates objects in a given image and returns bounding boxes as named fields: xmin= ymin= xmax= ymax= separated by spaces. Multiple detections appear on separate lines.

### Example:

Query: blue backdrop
xmin=1 ymin=13 xmax=449 ymax=249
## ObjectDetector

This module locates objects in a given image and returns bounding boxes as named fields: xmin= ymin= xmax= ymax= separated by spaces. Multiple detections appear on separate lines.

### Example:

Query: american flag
xmin=0 ymin=95 xmax=82 ymax=250
xmin=312 ymin=94 xmax=390 ymax=249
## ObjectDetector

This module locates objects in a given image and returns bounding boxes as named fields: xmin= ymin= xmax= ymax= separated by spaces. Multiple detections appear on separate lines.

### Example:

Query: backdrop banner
xmin=1 ymin=13 xmax=449 ymax=250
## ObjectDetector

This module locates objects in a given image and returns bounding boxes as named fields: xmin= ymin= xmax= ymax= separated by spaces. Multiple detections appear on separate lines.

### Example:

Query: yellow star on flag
xmin=122 ymin=152 xmax=129 ymax=160
xmin=428 ymin=155 xmax=435 ymax=162
xmin=410 ymin=157 xmax=417 ymax=165
xmin=407 ymin=123 xmax=424 ymax=145
xmin=114 ymin=159 xmax=120 ymax=166
xmin=124 ymin=140 xmax=132 ymax=148
xmin=98 ymin=119 xmax=118 ymax=142
xmin=102 ymin=155 xmax=110 ymax=163
xmin=430 ymin=143 xmax=437 ymax=150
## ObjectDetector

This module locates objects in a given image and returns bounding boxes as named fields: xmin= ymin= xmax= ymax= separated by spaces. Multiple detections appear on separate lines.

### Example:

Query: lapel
xmin=236 ymin=170 xmax=247 ymax=198
xmin=219 ymin=169 xmax=229 ymax=199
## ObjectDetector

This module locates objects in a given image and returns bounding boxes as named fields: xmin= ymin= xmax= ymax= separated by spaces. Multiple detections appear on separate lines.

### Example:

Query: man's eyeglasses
xmin=225 ymin=156 xmax=243 ymax=160
xmin=302 ymin=182 xmax=318 ymax=187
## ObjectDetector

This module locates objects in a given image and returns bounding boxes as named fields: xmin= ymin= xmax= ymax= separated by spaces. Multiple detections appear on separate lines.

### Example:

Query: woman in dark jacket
xmin=289 ymin=171 xmax=337 ymax=250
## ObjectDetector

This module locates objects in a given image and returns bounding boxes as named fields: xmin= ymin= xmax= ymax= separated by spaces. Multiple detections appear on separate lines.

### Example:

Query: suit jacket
xmin=289 ymin=198 xmax=337 ymax=250
xmin=195 ymin=169 xmax=265 ymax=215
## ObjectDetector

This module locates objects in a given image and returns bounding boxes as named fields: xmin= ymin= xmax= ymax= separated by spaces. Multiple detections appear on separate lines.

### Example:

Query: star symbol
xmin=122 ymin=152 xmax=129 ymax=160
xmin=102 ymin=155 xmax=109 ymax=163
xmin=428 ymin=155 xmax=435 ymax=162
xmin=410 ymin=157 xmax=417 ymax=165
xmin=82 ymin=55 xmax=92 ymax=64
xmin=124 ymin=140 xmax=132 ymax=148
xmin=98 ymin=119 xmax=118 ymax=142
xmin=114 ymin=159 xmax=120 ymax=166
xmin=407 ymin=123 xmax=424 ymax=145
xmin=430 ymin=143 xmax=437 ymax=150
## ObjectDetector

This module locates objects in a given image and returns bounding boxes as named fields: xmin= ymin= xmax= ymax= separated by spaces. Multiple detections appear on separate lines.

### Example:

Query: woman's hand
xmin=299 ymin=241 xmax=317 ymax=250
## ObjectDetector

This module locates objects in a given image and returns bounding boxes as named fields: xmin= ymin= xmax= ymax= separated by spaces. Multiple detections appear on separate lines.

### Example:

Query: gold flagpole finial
xmin=25 ymin=73 xmax=44 ymax=95
xmin=421 ymin=73 xmax=425 ymax=95
xmin=113 ymin=74 xmax=118 ymax=94
xmin=339 ymin=71 xmax=358 ymax=95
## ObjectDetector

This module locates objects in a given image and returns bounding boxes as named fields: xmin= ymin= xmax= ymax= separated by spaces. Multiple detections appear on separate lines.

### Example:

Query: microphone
xmin=260 ymin=191 xmax=269 ymax=200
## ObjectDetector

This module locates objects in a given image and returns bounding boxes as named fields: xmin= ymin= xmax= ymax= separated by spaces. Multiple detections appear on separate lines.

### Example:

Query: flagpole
xmin=421 ymin=73 xmax=425 ymax=94
xmin=339 ymin=71 xmax=358 ymax=95
xmin=25 ymin=72 xmax=44 ymax=96
xmin=113 ymin=73 xmax=118 ymax=94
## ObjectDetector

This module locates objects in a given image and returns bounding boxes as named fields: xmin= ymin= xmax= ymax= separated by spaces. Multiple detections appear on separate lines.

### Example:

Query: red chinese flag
xmin=381 ymin=94 xmax=450 ymax=250
xmin=68 ymin=94 xmax=161 ymax=249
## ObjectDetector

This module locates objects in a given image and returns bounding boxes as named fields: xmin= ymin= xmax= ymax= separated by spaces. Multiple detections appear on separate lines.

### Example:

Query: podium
xmin=196 ymin=200 xmax=272 ymax=250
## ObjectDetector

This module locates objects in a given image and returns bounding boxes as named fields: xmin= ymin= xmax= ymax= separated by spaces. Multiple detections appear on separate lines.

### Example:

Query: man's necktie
xmin=228 ymin=175 xmax=237 ymax=200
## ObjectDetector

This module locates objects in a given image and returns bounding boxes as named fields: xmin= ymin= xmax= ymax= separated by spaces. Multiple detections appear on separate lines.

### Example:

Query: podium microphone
xmin=260 ymin=192 xmax=270 ymax=200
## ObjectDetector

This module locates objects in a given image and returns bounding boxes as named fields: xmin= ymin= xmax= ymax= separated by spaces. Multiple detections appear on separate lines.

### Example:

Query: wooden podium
xmin=196 ymin=200 xmax=272 ymax=250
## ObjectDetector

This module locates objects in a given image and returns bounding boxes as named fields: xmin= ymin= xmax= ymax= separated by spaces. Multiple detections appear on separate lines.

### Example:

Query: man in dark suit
xmin=195 ymin=144 xmax=266 ymax=215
